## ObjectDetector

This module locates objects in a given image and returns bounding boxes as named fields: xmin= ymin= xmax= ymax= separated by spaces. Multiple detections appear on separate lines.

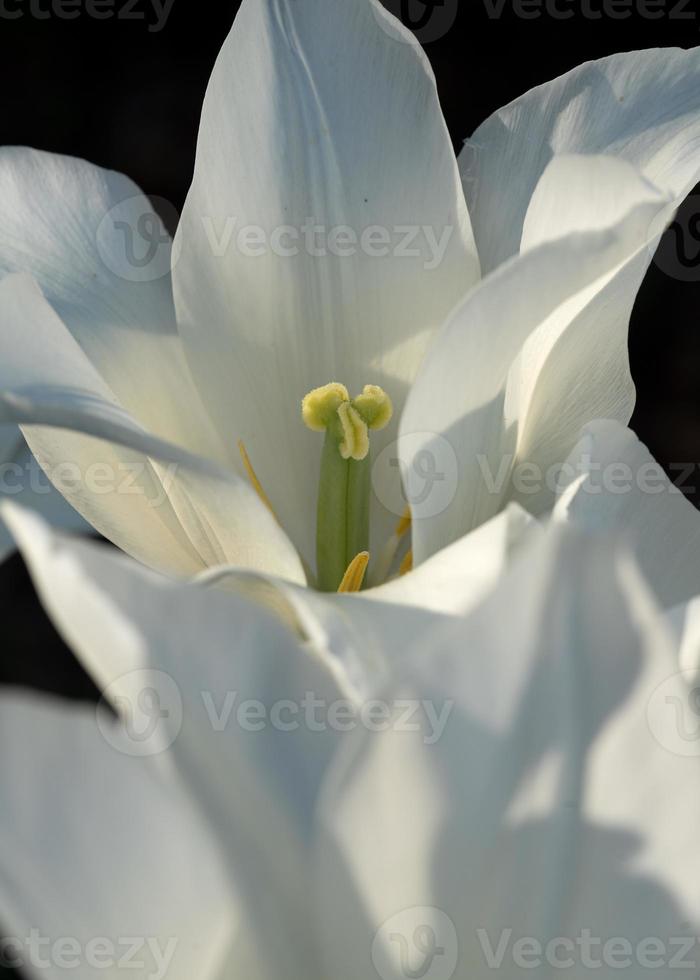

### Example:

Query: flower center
xmin=302 ymin=382 xmax=392 ymax=591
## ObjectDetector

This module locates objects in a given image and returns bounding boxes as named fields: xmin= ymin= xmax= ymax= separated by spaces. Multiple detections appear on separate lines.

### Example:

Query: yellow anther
xmin=399 ymin=548 xmax=413 ymax=576
xmin=337 ymin=402 xmax=370 ymax=461
xmin=353 ymin=384 xmax=393 ymax=430
xmin=337 ymin=551 xmax=370 ymax=593
xmin=395 ymin=506 xmax=411 ymax=539
xmin=238 ymin=440 xmax=278 ymax=520
xmin=302 ymin=382 xmax=349 ymax=431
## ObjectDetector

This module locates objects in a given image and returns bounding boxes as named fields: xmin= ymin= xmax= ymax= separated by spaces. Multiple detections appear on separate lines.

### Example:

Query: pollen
xmin=399 ymin=548 xmax=413 ymax=576
xmin=337 ymin=551 xmax=370 ymax=593
xmin=301 ymin=382 xmax=350 ymax=431
xmin=302 ymin=380 xmax=392 ymax=462
xmin=395 ymin=505 xmax=411 ymax=539
xmin=353 ymin=384 xmax=393 ymax=430
xmin=337 ymin=402 xmax=369 ymax=461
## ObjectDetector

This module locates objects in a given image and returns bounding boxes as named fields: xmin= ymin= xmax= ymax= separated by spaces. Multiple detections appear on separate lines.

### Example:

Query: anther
xmin=337 ymin=551 xmax=370 ymax=593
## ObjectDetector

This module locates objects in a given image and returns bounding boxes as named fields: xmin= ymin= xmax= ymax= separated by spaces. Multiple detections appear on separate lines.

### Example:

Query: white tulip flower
xmin=0 ymin=0 xmax=699 ymax=607
xmin=0 ymin=503 xmax=698 ymax=980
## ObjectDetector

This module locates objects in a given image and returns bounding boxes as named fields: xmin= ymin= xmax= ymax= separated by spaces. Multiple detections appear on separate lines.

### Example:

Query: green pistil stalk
xmin=302 ymin=381 xmax=393 ymax=593
xmin=316 ymin=422 xmax=370 ymax=592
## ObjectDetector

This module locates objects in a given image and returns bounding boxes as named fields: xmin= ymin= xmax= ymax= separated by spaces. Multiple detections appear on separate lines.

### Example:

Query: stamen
xmin=395 ymin=506 xmax=412 ymax=539
xmin=399 ymin=548 xmax=413 ymax=576
xmin=368 ymin=506 xmax=412 ymax=587
xmin=337 ymin=551 xmax=370 ymax=593
xmin=238 ymin=440 xmax=277 ymax=520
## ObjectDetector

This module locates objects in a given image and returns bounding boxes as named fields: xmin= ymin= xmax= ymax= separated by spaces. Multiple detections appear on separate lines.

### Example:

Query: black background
xmin=1 ymin=0 xmax=700 ymax=970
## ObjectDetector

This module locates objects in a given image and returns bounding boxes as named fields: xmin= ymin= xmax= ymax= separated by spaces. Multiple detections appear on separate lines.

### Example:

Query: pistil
xmin=302 ymin=382 xmax=392 ymax=591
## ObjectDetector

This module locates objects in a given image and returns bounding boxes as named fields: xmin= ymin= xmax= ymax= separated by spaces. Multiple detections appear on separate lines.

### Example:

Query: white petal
xmin=0 ymin=273 xmax=304 ymax=581
xmin=316 ymin=526 xmax=700 ymax=979
xmin=0 ymin=438 xmax=90 ymax=563
xmin=462 ymin=46 xmax=700 ymax=272
xmin=0 ymin=691 xmax=237 ymax=980
xmin=196 ymin=505 xmax=540 ymax=700
xmin=503 ymin=157 xmax=681 ymax=514
xmin=521 ymin=154 xmax=665 ymax=249
xmin=554 ymin=420 xmax=700 ymax=610
xmin=0 ymin=146 xmax=223 ymax=460
xmin=400 ymin=194 xmax=667 ymax=565
xmin=4 ymin=502 xmax=344 ymax=979
xmin=665 ymin=597 xmax=700 ymax=679
xmin=173 ymin=0 xmax=479 ymax=561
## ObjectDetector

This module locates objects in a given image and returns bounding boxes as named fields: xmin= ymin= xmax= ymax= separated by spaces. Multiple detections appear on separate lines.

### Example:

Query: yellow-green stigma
xmin=302 ymin=382 xmax=392 ymax=591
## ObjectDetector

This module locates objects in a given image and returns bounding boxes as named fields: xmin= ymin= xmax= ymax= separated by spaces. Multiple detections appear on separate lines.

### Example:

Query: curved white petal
xmin=195 ymin=505 xmax=539 ymax=700
xmin=3 ymin=502 xmax=345 ymax=979
xmin=0 ymin=146 xmax=224 ymax=461
xmin=400 ymin=193 xmax=667 ymax=565
xmin=554 ymin=420 xmax=700 ymax=610
xmin=462 ymin=46 xmax=700 ymax=272
xmin=0 ymin=273 xmax=305 ymax=581
xmin=0 ymin=438 xmax=90 ymax=563
xmin=173 ymin=0 xmax=479 ymax=562
xmin=521 ymin=154 xmax=665 ymax=249
xmin=503 ymin=254 xmax=647 ymax=519
xmin=316 ymin=526 xmax=700 ymax=980
xmin=665 ymin=597 xmax=700 ymax=679
xmin=504 ymin=156 xmax=683 ymax=514
xmin=0 ymin=691 xmax=237 ymax=980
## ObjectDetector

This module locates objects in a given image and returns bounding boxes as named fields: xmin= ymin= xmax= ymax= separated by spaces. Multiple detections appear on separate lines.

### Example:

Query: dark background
xmin=0 ymin=0 xmax=699 ymax=970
